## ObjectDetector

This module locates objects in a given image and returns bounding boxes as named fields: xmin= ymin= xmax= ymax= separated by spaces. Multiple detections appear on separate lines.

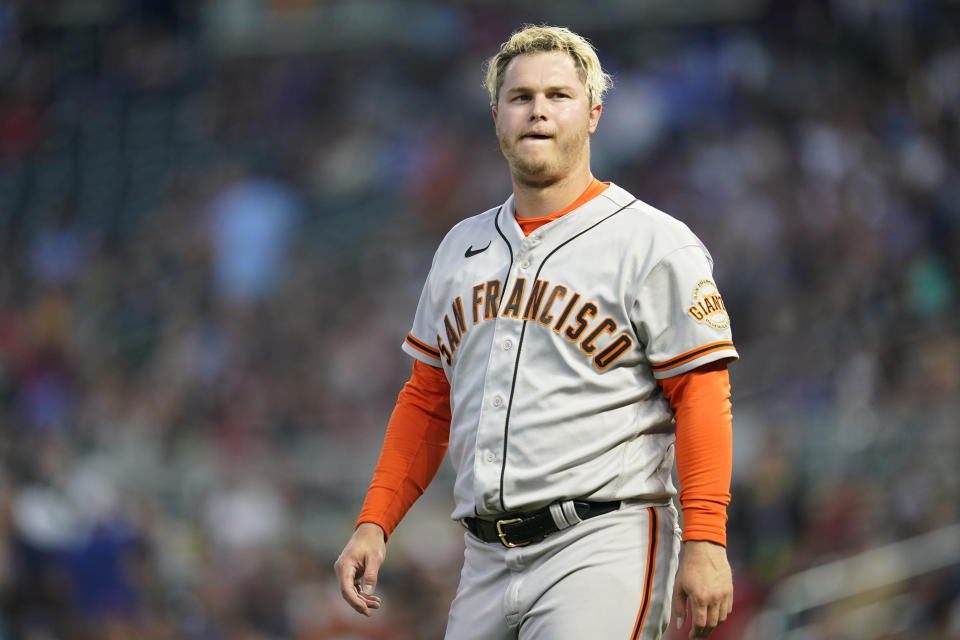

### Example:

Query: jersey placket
xmin=472 ymin=211 xmax=542 ymax=514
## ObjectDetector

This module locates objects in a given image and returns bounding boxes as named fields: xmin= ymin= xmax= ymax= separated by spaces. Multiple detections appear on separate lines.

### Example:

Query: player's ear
xmin=587 ymin=102 xmax=602 ymax=134
xmin=491 ymin=105 xmax=498 ymax=124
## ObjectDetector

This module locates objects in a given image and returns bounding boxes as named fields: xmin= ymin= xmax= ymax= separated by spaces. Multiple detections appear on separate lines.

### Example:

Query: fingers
xmin=334 ymin=525 xmax=387 ymax=617
xmin=672 ymin=581 xmax=688 ymax=629
xmin=355 ymin=584 xmax=383 ymax=611
xmin=676 ymin=587 xmax=735 ymax=638
xmin=673 ymin=543 xmax=734 ymax=637
xmin=334 ymin=553 xmax=384 ymax=616
xmin=682 ymin=595 xmax=734 ymax=638
xmin=704 ymin=600 xmax=720 ymax=629
xmin=686 ymin=598 xmax=711 ymax=639
xmin=355 ymin=568 xmax=384 ymax=612
xmin=334 ymin=555 xmax=371 ymax=616
xmin=361 ymin=564 xmax=380 ymax=599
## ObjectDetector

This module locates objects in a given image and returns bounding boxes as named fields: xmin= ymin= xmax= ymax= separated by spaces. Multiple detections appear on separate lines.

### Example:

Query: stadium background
xmin=0 ymin=0 xmax=958 ymax=638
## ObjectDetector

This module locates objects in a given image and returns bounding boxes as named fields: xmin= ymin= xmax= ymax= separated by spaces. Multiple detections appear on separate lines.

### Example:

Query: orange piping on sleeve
xmin=659 ymin=360 xmax=733 ymax=547
xmin=356 ymin=359 xmax=451 ymax=539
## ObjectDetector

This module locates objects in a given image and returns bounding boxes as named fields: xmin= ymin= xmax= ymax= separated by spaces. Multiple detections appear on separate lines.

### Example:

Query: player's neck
xmin=511 ymin=167 xmax=595 ymax=220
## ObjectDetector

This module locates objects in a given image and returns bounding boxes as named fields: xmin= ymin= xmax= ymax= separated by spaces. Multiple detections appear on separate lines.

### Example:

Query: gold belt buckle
xmin=496 ymin=517 xmax=529 ymax=548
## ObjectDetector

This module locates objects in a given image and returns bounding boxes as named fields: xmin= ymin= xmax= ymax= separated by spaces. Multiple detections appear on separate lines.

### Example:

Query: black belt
xmin=463 ymin=500 xmax=621 ymax=548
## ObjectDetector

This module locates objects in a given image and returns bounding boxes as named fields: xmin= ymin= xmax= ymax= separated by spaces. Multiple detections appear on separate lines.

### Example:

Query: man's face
xmin=493 ymin=51 xmax=602 ymax=187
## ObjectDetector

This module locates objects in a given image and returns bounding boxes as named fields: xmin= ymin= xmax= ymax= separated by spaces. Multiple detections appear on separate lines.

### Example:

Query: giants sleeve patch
xmin=687 ymin=280 xmax=729 ymax=329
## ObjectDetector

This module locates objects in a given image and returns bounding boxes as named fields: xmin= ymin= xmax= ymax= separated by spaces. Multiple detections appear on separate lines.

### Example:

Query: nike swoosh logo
xmin=464 ymin=242 xmax=491 ymax=258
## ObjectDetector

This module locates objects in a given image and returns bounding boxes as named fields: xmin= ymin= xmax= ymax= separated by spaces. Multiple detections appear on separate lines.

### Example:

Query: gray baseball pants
xmin=444 ymin=501 xmax=680 ymax=640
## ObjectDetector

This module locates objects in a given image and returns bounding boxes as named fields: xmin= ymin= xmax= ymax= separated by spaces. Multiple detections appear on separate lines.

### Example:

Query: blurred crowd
xmin=0 ymin=0 xmax=958 ymax=638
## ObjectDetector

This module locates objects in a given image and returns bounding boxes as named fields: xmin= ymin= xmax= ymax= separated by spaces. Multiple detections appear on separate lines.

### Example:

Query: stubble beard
xmin=498 ymin=126 xmax=589 ymax=189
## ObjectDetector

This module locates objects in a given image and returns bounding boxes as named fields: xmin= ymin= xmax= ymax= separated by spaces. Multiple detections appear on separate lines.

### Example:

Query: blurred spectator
xmin=206 ymin=163 xmax=301 ymax=306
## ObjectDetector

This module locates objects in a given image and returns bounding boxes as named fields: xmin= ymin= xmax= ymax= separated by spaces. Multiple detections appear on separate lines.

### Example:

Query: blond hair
xmin=484 ymin=25 xmax=613 ymax=107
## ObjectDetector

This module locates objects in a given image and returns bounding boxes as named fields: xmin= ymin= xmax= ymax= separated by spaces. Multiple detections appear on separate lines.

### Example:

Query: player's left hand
xmin=671 ymin=540 xmax=733 ymax=638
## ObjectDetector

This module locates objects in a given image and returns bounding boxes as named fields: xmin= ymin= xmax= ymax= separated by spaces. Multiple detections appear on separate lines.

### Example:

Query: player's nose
xmin=529 ymin=93 xmax=549 ymax=120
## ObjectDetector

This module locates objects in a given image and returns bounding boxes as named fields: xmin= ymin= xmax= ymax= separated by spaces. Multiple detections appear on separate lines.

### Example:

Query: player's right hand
xmin=334 ymin=522 xmax=387 ymax=616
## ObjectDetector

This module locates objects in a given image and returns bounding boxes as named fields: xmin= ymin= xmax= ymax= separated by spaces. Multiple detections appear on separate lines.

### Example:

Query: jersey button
xmin=484 ymin=451 xmax=495 ymax=463
xmin=492 ymin=395 xmax=503 ymax=407
xmin=519 ymin=260 xmax=530 ymax=269
xmin=502 ymin=339 xmax=513 ymax=350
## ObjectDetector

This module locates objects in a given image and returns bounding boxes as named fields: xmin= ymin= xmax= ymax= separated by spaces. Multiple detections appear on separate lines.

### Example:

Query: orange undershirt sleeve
xmin=659 ymin=360 xmax=733 ymax=547
xmin=356 ymin=359 xmax=452 ymax=540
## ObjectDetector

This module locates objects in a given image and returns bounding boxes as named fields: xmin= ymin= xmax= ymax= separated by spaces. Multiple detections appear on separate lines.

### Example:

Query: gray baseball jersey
xmin=401 ymin=182 xmax=738 ymax=521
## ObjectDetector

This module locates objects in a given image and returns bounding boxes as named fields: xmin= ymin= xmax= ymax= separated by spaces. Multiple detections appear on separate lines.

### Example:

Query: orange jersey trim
xmin=515 ymin=178 xmax=610 ymax=236
xmin=659 ymin=361 xmax=732 ymax=546
xmin=405 ymin=333 xmax=441 ymax=359
xmin=649 ymin=341 xmax=735 ymax=373
xmin=356 ymin=360 xmax=451 ymax=539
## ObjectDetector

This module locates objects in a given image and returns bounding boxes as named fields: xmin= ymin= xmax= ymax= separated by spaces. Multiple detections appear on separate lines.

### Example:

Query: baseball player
xmin=335 ymin=25 xmax=737 ymax=639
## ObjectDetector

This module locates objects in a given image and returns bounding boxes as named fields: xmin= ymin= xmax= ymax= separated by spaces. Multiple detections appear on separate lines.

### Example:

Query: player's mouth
xmin=521 ymin=131 xmax=554 ymax=141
